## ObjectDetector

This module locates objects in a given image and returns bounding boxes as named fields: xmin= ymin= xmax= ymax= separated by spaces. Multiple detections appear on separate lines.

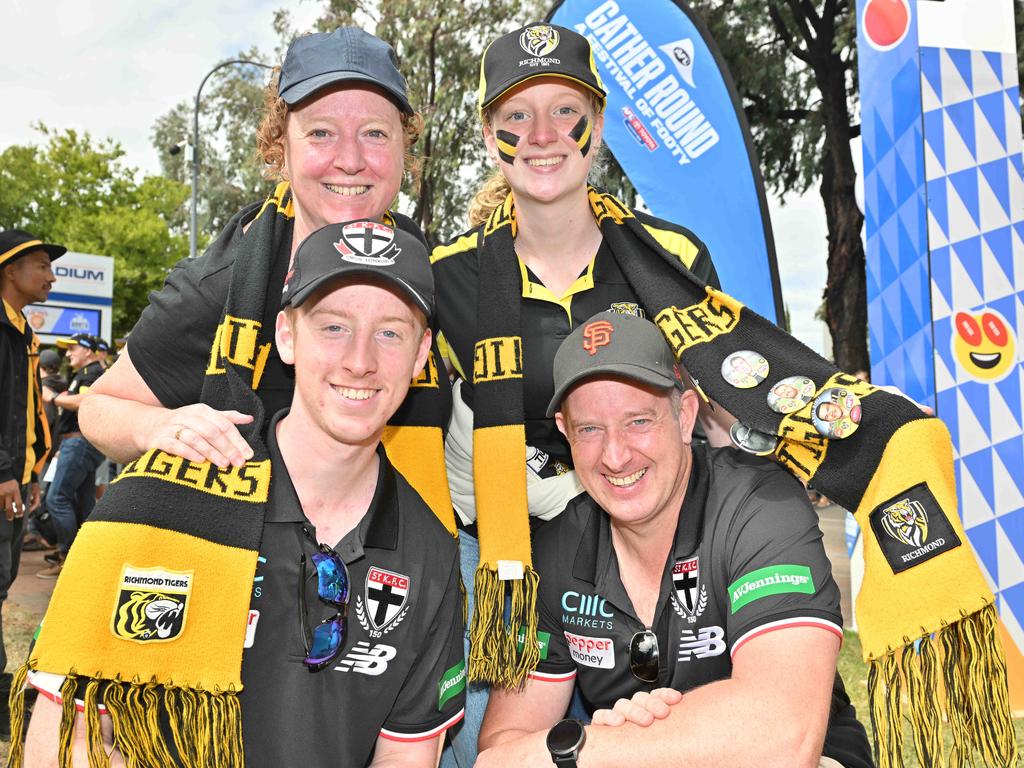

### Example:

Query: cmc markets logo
xmin=55 ymin=265 xmax=106 ymax=281
xmin=862 ymin=0 xmax=911 ymax=51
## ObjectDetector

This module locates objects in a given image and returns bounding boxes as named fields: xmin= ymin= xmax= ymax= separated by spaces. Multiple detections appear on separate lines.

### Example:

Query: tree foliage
xmin=0 ymin=125 xmax=189 ymax=338
xmin=681 ymin=0 xmax=866 ymax=370
xmin=151 ymin=45 xmax=275 ymax=243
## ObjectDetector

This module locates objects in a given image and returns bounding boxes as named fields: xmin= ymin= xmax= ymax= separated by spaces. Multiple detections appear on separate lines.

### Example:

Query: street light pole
xmin=189 ymin=58 xmax=273 ymax=258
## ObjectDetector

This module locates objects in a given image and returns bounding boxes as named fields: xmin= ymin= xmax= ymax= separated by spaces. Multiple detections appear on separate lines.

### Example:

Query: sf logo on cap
xmin=520 ymin=25 xmax=559 ymax=57
xmin=334 ymin=221 xmax=401 ymax=266
xmin=582 ymin=320 xmax=614 ymax=355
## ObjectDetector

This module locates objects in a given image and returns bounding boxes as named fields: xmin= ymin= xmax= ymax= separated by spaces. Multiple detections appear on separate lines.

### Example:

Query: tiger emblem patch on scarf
xmin=112 ymin=566 xmax=193 ymax=643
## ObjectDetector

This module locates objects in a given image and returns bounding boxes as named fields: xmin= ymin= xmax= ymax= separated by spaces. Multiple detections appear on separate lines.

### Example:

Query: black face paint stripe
xmin=569 ymin=115 xmax=593 ymax=157
xmin=495 ymin=130 xmax=520 ymax=165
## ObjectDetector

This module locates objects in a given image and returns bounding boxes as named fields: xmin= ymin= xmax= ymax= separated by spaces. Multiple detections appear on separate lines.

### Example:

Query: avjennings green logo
xmin=437 ymin=660 xmax=466 ymax=710
xmin=728 ymin=564 xmax=814 ymax=613
xmin=515 ymin=628 xmax=551 ymax=660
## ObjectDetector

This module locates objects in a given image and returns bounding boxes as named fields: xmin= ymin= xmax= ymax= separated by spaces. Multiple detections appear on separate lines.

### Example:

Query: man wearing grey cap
xmin=26 ymin=221 xmax=465 ymax=766
xmin=477 ymin=312 xmax=869 ymax=768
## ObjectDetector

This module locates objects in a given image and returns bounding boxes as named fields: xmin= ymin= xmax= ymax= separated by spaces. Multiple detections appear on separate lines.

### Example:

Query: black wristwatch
xmin=546 ymin=718 xmax=586 ymax=766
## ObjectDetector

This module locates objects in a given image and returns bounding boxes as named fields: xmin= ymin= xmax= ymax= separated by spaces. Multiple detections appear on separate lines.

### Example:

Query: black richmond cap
xmin=0 ymin=229 xmax=66 ymax=268
xmin=56 ymin=333 xmax=100 ymax=352
xmin=279 ymin=27 xmax=413 ymax=114
xmin=547 ymin=312 xmax=682 ymax=417
xmin=479 ymin=23 xmax=607 ymax=112
xmin=282 ymin=220 xmax=434 ymax=319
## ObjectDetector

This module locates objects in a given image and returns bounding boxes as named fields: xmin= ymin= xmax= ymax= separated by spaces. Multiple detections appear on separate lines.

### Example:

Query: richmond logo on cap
xmin=520 ymin=25 xmax=560 ymax=57
xmin=334 ymin=221 xmax=401 ymax=266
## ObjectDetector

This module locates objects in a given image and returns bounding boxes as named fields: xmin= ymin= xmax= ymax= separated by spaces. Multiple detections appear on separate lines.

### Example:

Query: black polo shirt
xmin=432 ymin=210 xmax=718 ymax=472
xmin=239 ymin=412 xmax=466 ymax=765
xmin=530 ymin=446 xmax=870 ymax=766
xmin=55 ymin=361 xmax=104 ymax=436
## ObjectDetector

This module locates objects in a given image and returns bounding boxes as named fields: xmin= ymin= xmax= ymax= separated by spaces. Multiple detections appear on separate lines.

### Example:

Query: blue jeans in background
xmin=45 ymin=436 xmax=105 ymax=555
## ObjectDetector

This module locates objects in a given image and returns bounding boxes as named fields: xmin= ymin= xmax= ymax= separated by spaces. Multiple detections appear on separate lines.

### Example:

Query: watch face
xmin=547 ymin=718 xmax=585 ymax=755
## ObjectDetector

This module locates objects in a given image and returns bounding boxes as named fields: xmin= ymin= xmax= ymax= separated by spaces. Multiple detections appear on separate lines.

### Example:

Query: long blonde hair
xmin=467 ymin=91 xmax=604 ymax=229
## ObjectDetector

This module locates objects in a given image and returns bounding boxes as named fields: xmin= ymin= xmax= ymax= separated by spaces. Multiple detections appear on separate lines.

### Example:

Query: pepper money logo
xmin=112 ymin=566 xmax=192 ymax=643
xmin=520 ymin=25 xmax=559 ymax=57
xmin=952 ymin=309 xmax=1015 ymax=382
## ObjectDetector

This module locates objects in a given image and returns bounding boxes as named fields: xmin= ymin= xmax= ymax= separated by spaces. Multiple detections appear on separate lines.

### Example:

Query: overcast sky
xmin=1 ymin=0 xmax=833 ymax=355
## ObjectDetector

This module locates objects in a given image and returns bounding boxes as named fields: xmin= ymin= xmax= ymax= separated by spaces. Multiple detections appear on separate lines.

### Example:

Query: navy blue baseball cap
xmin=278 ymin=27 xmax=413 ymax=114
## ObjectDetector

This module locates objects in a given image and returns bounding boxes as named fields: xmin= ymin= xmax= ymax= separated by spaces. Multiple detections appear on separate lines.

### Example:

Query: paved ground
xmin=10 ymin=547 xmax=59 ymax=619
xmin=6 ymin=502 xmax=857 ymax=629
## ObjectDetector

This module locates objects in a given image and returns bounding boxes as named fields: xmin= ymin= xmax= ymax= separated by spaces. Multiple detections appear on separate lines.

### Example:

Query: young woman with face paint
xmin=432 ymin=22 xmax=872 ymax=768
xmin=431 ymin=22 xmax=728 ymax=768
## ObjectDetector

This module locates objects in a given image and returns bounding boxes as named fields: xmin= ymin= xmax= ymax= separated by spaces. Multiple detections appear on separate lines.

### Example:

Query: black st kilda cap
xmin=282 ymin=220 xmax=434 ymax=319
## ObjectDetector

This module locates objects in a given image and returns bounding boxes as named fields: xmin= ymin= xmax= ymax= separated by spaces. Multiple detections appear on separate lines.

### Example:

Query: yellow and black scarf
xmin=470 ymin=188 xmax=1016 ymax=766
xmin=10 ymin=183 xmax=456 ymax=768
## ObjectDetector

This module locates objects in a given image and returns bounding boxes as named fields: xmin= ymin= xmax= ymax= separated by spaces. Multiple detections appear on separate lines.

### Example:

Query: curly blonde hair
xmin=466 ymin=91 xmax=604 ymax=229
xmin=256 ymin=67 xmax=424 ymax=187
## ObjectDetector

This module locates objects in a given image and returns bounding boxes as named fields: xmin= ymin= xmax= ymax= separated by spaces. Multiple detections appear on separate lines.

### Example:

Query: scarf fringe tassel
xmin=866 ymin=604 xmax=1017 ymax=768
xmin=5 ymin=670 xmax=243 ymax=768
xmin=467 ymin=565 xmax=540 ymax=688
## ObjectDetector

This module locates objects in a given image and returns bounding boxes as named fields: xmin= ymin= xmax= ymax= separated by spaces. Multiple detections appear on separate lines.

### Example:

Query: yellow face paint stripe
xmin=495 ymin=130 xmax=520 ymax=165
xmin=569 ymin=116 xmax=593 ymax=157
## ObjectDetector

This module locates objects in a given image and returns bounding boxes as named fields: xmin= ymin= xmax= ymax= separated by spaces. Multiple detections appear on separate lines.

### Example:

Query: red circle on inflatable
xmin=862 ymin=0 xmax=911 ymax=51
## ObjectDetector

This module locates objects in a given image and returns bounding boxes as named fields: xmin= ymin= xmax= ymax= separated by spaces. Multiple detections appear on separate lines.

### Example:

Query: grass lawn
xmin=839 ymin=630 xmax=1024 ymax=766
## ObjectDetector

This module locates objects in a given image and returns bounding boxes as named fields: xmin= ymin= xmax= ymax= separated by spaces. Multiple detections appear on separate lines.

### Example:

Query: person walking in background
xmin=0 ymin=229 xmax=62 ymax=737
xmin=37 ymin=334 xmax=105 ymax=579
xmin=21 ymin=348 xmax=66 ymax=552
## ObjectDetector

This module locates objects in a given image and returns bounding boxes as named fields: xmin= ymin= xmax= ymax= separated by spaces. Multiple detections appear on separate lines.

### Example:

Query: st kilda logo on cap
xmin=334 ymin=221 xmax=401 ymax=266
xmin=862 ymin=0 xmax=911 ymax=51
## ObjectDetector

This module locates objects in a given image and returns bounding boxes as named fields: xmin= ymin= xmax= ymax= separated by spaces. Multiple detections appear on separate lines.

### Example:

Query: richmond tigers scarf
xmin=469 ymin=188 xmax=1015 ymax=767
xmin=10 ymin=183 xmax=456 ymax=768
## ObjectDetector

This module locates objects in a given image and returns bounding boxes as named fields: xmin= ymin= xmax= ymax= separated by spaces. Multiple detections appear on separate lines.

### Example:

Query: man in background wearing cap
xmin=0 ymin=229 xmax=62 ymax=736
xmin=26 ymin=221 xmax=465 ymax=766
xmin=37 ymin=334 xmax=106 ymax=579
xmin=476 ymin=312 xmax=869 ymax=768
xmin=19 ymin=348 xmax=67 ymax=553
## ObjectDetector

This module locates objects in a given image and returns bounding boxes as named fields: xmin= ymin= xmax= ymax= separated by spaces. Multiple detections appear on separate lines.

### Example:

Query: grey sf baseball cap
xmin=547 ymin=311 xmax=682 ymax=417
xmin=282 ymin=220 xmax=434 ymax=320
xmin=278 ymin=27 xmax=413 ymax=114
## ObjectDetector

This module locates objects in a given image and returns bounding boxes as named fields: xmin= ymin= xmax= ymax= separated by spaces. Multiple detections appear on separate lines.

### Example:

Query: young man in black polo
xmin=476 ymin=312 xmax=870 ymax=768
xmin=26 ymin=221 xmax=466 ymax=766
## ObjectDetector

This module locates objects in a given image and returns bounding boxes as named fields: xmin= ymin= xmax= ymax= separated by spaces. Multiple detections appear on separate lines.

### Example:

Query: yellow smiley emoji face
xmin=952 ymin=309 xmax=1016 ymax=382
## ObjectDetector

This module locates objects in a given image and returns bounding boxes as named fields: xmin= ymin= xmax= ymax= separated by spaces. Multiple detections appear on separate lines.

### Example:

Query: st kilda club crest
xmin=671 ymin=556 xmax=707 ymax=624
xmin=334 ymin=221 xmax=401 ymax=266
xmin=355 ymin=566 xmax=410 ymax=638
